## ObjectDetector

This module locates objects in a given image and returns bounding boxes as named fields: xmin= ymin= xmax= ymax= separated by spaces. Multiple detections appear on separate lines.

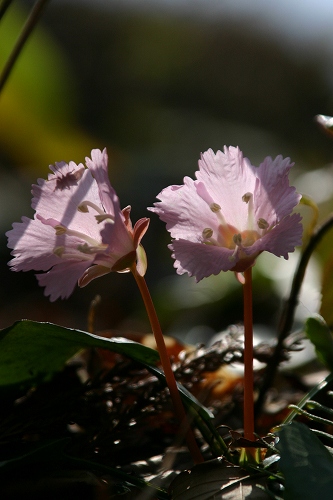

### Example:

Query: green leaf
xmin=0 ymin=320 xmax=219 ymax=455
xmin=276 ymin=421 xmax=333 ymax=500
xmin=169 ymin=458 xmax=271 ymax=499
xmin=0 ymin=320 xmax=215 ymax=425
xmin=0 ymin=320 xmax=159 ymax=392
xmin=320 ymin=253 xmax=333 ymax=329
xmin=304 ymin=315 xmax=333 ymax=371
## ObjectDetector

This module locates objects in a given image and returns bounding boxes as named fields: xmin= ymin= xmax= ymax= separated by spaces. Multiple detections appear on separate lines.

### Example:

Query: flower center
xmin=78 ymin=200 xmax=115 ymax=224
xmin=52 ymin=200 xmax=115 ymax=259
xmin=200 ymin=190 xmax=268 ymax=253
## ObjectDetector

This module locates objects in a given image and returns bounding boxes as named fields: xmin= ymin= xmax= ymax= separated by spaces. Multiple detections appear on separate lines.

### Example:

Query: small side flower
xmin=6 ymin=148 xmax=149 ymax=301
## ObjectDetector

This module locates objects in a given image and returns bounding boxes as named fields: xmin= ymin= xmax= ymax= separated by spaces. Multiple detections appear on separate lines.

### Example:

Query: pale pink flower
xmin=149 ymin=146 xmax=302 ymax=281
xmin=6 ymin=149 xmax=149 ymax=301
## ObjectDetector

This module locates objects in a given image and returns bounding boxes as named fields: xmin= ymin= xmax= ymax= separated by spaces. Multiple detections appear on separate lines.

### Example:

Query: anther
xmin=53 ymin=246 xmax=64 ymax=257
xmin=77 ymin=204 xmax=89 ymax=213
xmin=242 ymin=192 xmax=252 ymax=204
xmin=202 ymin=228 xmax=213 ymax=239
xmin=77 ymin=243 xmax=108 ymax=254
xmin=257 ymin=218 xmax=269 ymax=230
xmin=210 ymin=203 xmax=222 ymax=213
xmin=77 ymin=200 xmax=105 ymax=216
xmin=54 ymin=225 xmax=67 ymax=235
xmin=95 ymin=214 xmax=115 ymax=224
xmin=242 ymin=192 xmax=254 ymax=230
xmin=233 ymin=233 xmax=242 ymax=246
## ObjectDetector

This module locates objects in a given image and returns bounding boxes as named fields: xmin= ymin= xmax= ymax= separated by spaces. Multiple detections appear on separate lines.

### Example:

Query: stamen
xmin=233 ymin=233 xmax=242 ymax=246
xmin=257 ymin=218 xmax=269 ymax=230
xmin=95 ymin=214 xmax=115 ymax=224
xmin=77 ymin=243 xmax=108 ymax=254
xmin=229 ymin=252 xmax=237 ymax=263
xmin=202 ymin=227 xmax=220 ymax=246
xmin=196 ymin=182 xmax=227 ymax=225
xmin=202 ymin=228 xmax=213 ymax=239
xmin=212 ymin=205 xmax=227 ymax=226
xmin=55 ymin=225 xmax=67 ymax=235
xmin=53 ymin=246 xmax=92 ymax=261
xmin=210 ymin=203 xmax=222 ymax=213
xmin=78 ymin=200 xmax=105 ymax=215
xmin=242 ymin=193 xmax=252 ymax=204
xmin=53 ymin=246 xmax=65 ymax=257
xmin=242 ymin=192 xmax=254 ymax=230
xmin=54 ymin=225 xmax=100 ymax=247
xmin=229 ymin=233 xmax=242 ymax=262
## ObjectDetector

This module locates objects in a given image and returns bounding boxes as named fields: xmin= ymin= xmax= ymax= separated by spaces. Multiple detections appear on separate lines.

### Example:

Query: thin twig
xmin=255 ymin=213 xmax=333 ymax=415
xmin=0 ymin=0 xmax=50 ymax=94
xmin=0 ymin=0 xmax=14 ymax=22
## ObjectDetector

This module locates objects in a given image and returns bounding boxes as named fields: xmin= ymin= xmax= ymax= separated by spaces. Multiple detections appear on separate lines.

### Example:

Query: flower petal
xmin=98 ymin=212 xmax=136 ymax=264
xmin=37 ymin=260 xmax=91 ymax=301
xmin=254 ymin=155 xmax=301 ymax=225
xmin=243 ymin=213 xmax=303 ymax=259
xmin=133 ymin=217 xmax=150 ymax=248
xmin=170 ymin=239 xmax=235 ymax=281
xmin=6 ymin=217 xmax=62 ymax=271
xmin=78 ymin=264 xmax=111 ymax=288
xmin=85 ymin=148 xmax=120 ymax=216
xmin=32 ymin=167 xmax=103 ymax=239
xmin=196 ymin=147 xmax=257 ymax=231
xmin=149 ymin=176 xmax=216 ymax=240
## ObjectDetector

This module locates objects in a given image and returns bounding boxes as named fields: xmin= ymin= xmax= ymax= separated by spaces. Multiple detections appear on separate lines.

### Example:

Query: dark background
xmin=0 ymin=0 xmax=332 ymax=342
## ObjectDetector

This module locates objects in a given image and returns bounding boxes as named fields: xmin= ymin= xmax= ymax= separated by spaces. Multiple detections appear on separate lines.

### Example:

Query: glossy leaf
xmin=0 ymin=320 xmax=216 ymax=434
xmin=304 ymin=315 xmax=333 ymax=371
xmin=320 ymin=254 xmax=333 ymax=329
xmin=0 ymin=320 xmax=159 ymax=392
xmin=277 ymin=421 xmax=333 ymax=500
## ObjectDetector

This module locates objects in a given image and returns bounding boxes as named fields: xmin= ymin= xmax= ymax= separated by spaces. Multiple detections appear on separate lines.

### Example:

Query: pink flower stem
xmin=243 ymin=267 xmax=255 ymax=442
xmin=131 ymin=266 xmax=204 ymax=464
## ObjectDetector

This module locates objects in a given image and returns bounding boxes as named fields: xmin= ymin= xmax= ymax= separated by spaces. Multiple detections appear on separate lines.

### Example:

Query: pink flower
xmin=149 ymin=146 xmax=303 ymax=281
xmin=6 ymin=148 xmax=149 ymax=301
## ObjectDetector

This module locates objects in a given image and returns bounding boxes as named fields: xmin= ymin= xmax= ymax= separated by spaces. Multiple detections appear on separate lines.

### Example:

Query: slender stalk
xmin=131 ymin=266 xmax=204 ymax=464
xmin=0 ymin=0 xmax=13 ymax=22
xmin=0 ymin=0 xmax=49 ymax=94
xmin=243 ymin=267 xmax=255 ymax=441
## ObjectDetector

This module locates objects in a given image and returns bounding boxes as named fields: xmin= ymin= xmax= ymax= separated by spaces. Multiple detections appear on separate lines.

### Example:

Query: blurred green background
xmin=0 ymin=0 xmax=332 ymax=343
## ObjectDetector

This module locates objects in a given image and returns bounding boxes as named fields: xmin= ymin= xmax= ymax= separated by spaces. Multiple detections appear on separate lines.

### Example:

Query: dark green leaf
xmin=169 ymin=458 xmax=271 ymax=499
xmin=320 ymin=253 xmax=333 ymax=328
xmin=0 ymin=320 xmax=159 ymax=392
xmin=304 ymin=315 xmax=333 ymax=371
xmin=0 ymin=320 xmax=218 ymax=454
xmin=277 ymin=421 xmax=333 ymax=500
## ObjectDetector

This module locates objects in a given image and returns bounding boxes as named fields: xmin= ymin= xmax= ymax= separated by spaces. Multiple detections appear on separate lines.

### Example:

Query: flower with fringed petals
xmin=6 ymin=148 xmax=149 ymax=301
xmin=149 ymin=146 xmax=303 ymax=281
